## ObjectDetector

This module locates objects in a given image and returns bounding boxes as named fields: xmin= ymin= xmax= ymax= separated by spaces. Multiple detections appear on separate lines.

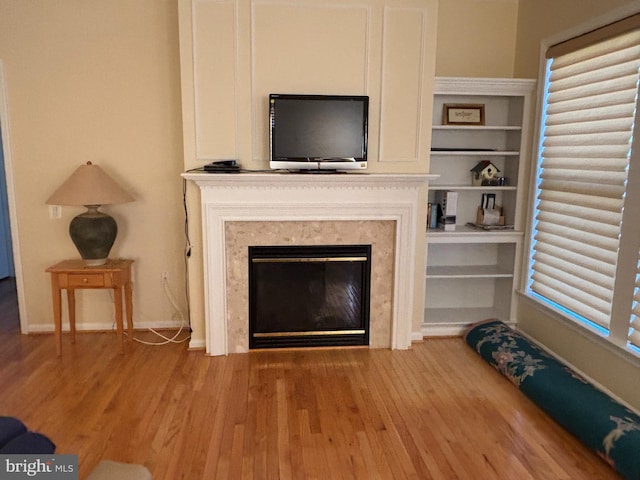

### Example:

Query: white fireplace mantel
xmin=182 ymin=171 xmax=436 ymax=355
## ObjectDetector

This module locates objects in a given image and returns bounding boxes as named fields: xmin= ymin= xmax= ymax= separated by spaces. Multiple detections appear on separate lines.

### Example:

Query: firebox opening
xmin=249 ymin=244 xmax=372 ymax=349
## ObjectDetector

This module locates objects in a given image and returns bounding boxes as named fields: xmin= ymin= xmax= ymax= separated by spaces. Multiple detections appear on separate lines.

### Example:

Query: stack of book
xmin=427 ymin=191 xmax=458 ymax=231
xmin=437 ymin=191 xmax=457 ymax=231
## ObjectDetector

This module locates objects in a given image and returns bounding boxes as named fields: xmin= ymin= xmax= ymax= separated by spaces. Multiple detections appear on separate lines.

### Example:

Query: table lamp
xmin=46 ymin=161 xmax=134 ymax=266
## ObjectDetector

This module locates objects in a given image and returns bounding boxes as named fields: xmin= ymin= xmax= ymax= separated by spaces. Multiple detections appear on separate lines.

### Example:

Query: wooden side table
xmin=46 ymin=259 xmax=134 ymax=356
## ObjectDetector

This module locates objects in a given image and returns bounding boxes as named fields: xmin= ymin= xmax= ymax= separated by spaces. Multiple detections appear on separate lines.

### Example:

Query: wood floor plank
xmin=0 ymin=331 xmax=623 ymax=479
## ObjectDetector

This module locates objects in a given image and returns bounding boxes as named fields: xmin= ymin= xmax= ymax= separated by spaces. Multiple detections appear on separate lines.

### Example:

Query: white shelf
xmin=426 ymin=264 xmax=513 ymax=278
xmin=426 ymin=226 xmax=524 ymax=242
xmin=423 ymin=307 xmax=508 ymax=325
xmin=430 ymin=150 xmax=520 ymax=156
xmin=429 ymin=185 xmax=516 ymax=191
xmin=432 ymin=125 xmax=522 ymax=131
xmin=424 ymin=77 xmax=535 ymax=334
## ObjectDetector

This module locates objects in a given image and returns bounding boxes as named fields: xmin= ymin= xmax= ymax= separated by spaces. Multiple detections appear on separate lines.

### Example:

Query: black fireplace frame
xmin=248 ymin=244 xmax=372 ymax=349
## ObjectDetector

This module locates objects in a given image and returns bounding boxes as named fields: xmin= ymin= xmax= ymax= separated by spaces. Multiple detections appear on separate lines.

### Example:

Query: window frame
xmin=523 ymin=11 xmax=640 ymax=359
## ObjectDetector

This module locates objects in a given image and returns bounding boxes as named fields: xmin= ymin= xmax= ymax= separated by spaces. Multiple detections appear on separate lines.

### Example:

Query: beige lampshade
xmin=46 ymin=161 xmax=134 ymax=206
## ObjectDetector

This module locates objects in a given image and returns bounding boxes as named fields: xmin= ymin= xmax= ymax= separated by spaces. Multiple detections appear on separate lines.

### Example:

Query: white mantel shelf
xmin=182 ymin=171 xmax=437 ymax=356
xmin=182 ymin=171 xmax=437 ymax=188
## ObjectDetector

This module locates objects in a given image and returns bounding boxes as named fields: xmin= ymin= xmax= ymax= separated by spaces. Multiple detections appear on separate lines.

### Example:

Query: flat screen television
xmin=269 ymin=94 xmax=369 ymax=171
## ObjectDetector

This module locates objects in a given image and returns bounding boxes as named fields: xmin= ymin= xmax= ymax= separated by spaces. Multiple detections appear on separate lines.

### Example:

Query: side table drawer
xmin=67 ymin=273 xmax=105 ymax=287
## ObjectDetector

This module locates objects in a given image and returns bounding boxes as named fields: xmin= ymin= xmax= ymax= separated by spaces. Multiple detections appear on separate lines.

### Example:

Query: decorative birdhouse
xmin=470 ymin=160 xmax=500 ymax=186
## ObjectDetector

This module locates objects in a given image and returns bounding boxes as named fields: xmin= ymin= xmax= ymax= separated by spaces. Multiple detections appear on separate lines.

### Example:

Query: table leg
xmin=124 ymin=281 xmax=133 ymax=341
xmin=114 ymin=286 xmax=124 ymax=354
xmin=67 ymin=289 xmax=76 ymax=344
xmin=50 ymin=274 xmax=62 ymax=357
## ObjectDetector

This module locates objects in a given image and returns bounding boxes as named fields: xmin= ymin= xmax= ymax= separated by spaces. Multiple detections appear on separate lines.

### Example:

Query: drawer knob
xmin=83 ymin=278 xmax=88 ymax=283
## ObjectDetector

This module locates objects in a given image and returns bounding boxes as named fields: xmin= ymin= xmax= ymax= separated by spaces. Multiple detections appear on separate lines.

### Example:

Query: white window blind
xmin=530 ymin=28 xmax=640 ymax=331
xmin=631 ymin=254 xmax=640 ymax=348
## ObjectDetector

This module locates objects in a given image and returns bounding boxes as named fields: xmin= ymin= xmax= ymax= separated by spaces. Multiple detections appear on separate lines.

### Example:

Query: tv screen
xmin=269 ymin=94 xmax=369 ymax=171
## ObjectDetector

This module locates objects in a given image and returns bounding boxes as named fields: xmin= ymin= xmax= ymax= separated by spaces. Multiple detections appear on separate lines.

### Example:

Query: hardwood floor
xmin=0 ymin=327 xmax=621 ymax=479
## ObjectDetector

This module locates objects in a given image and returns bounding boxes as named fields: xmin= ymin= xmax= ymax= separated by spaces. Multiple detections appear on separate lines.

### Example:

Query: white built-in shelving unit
xmin=423 ymin=77 xmax=536 ymax=336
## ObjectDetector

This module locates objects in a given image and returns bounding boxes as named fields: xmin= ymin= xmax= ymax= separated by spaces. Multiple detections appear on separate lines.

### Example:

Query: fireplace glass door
xmin=249 ymin=244 xmax=371 ymax=349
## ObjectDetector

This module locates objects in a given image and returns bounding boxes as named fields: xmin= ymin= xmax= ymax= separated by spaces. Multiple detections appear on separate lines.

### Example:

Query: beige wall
xmin=513 ymin=0 xmax=640 ymax=411
xmin=0 ymin=0 xmax=188 ymax=332
xmin=436 ymin=0 xmax=520 ymax=78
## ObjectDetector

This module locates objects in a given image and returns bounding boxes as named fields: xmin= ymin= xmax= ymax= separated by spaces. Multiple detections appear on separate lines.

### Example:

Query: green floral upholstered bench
xmin=465 ymin=319 xmax=640 ymax=480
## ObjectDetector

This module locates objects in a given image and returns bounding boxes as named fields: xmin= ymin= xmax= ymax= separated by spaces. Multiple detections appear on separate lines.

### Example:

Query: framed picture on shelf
xmin=442 ymin=103 xmax=485 ymax=125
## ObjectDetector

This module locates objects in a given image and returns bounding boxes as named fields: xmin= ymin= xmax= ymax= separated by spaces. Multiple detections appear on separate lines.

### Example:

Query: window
xmin=527 ymin=15 xmax=640 ymax=353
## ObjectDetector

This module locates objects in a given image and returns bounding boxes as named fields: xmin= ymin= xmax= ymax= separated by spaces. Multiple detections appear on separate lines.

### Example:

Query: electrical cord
xmin=132 ymin=274 xmax=190 ymax=346
xmin=112 ymin=179 xmax=193 ymax=346
xmin=117 ymin=274 xmax=190 ymax=346
xmin=183 ymin=178 xmax=192 ymax=331
xmin=126 ymin=166 xmax=308 ymax=346
xmin=131 ymin=180 xmax=193 ymax=345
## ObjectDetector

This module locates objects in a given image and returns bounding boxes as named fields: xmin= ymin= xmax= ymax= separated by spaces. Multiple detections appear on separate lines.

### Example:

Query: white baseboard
xmin=188 ymin=337 xmax=206 ymax=351
xmin=410 ymin=331 xmax=424 ymax=342
xmin=27 ymin=320 xmax=186 ymax=334
xmin=419 ymin=320 xmax=518 ymax=339
xmin=420 ymin=323 xmax=470 ymax=337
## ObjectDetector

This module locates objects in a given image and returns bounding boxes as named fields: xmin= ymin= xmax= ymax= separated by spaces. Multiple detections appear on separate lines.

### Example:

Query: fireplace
xmin=249 ymin=244 xmax=371 ymax=348
xmin=181 ymin=171 xmax=434 ymax=355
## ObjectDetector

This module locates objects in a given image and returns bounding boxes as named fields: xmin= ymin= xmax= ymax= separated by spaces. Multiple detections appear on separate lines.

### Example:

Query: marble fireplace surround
xmin=182 ymin=172 xmax=434 ymax=356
